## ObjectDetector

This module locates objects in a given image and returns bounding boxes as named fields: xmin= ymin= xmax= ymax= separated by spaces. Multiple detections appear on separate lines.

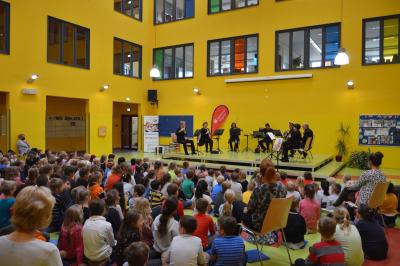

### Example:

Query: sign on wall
xmin=143 ymin=116 xmax=159 ymax=152
xmin=46 ymin=116 xmax=85 ymax=138
xmin=359 ymin=115 xmax=400 ymax=146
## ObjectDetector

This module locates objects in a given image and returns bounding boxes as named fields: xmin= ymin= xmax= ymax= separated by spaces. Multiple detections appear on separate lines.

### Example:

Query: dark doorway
xmin=121 ymin=115 xmax=138 ymax=150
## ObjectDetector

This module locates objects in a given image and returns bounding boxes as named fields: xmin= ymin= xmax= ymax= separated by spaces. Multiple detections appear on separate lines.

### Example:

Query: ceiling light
xmin=27 ymin=74 xmax=39 ymax=83
xmin=150 ymin=65 xmax=161 ymax=78
xmin=347 ymin=80 xmax=355 ymax=89
xmin=127 ymin=107 xmax=131 ymax=112
xmin=100 ymin=84 xmax=110 ymax=92
xmin=193 ymin=88 xmax=201 ymax=95
xmin=334 ymin=48 xmax=350 ymax=65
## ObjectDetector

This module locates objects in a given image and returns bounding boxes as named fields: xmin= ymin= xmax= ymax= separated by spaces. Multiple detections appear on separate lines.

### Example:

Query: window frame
xmin=152 ymin=43 xmax=194 ymax=81
xmin=362 ymin=14 xmax=400 ymax=66
xmin=113 ymin=37 xmax=142 ymax=79
xmin=47 ymin=16 xmax=90 ymax=69
xmin=153 ymin=0 xmax=195 ymax=25
xmin=207 ymin=34 xmax=259 ymax=77
xmin=208 ymin=0 xmax=259 ymax=15
xmin=0 ymin=0 xmax=10 ymax=55
xmin=114 ymin=0 xmax=143 ymax=22
xmin=275 ymin=22 xmax=341 ymax=72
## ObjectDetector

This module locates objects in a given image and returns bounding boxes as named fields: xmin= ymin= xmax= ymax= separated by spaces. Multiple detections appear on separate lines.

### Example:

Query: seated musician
xmin=175 ymin=121 xmax=196 ymax=155
xmin=281 ymin=123 xmax=302 ymax=162
xmin=283 ymin=122 xmax=294 ymax=140
xmin=258 ymin=123 xmax=274 ymax=152
xmin=198 ymin=122 xmax=213 ymax=152
xmin=229 ymin=122 xmax=240 ymax=152
xmin=300 ymin=123 xmax=314 ymax=158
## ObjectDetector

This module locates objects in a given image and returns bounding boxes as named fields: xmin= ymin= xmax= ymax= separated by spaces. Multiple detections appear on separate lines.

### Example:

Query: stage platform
xmin=115 ymin=150 xmax=346 ymax=179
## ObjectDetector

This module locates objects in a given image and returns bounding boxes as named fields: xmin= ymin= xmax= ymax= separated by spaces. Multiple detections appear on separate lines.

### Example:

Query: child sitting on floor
xmin=219 ymin=189 xmax=235 ymax=218
xmin=299 ymin=184 xmax=320 ymax=233
xmin=283 ymin=198 xmax=307 ymax=250
xmin=193 ymin=198 xmax=216 ymax=250
xmin=88 ymin=171 xmax=105 ymax=200
xmin=294 ymin=217 xmax=345 ymax=266
xmin=380 ymin=182 xmax=398 ymax=227
xmin=242 ymin=180 xmax=255 ymax=205
xmin=168 ymin=215 xmax=207 ymax=266
xmin=286 ymin=181 xmax=301 ymax=202
xmin=0 ymin=180 xmax=16 ymax=230
xmin=123 ymin=242 xmax=150 ymax=266
xmin=128 ymin=184 xmax=145 ymax=209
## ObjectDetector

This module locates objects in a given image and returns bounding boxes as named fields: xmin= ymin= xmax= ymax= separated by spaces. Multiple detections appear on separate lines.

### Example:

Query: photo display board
xmin=359 ymin=115 xmax=400 ymax=146
xmin=46 ymin=115 xmax=86 ymax=138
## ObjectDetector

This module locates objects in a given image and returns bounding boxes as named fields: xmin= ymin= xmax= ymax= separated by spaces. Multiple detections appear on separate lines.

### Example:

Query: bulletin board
xmin=46 ymin=115 xmax=86 ymax=138
xmin=159 ymin=116 xmax=194 ymax=137
xmin=359 ymin=115 xmax=400 ymax=146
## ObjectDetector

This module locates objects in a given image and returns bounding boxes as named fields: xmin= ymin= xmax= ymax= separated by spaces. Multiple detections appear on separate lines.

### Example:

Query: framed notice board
xmin=359 ymin=115 xmax=400 ymax=146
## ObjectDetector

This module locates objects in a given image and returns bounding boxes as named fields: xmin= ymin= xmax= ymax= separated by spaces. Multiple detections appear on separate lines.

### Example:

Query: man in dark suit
xmin=300 ymin=123 xmax=314 ymax=158
xmin=258 ymin=123 xmax=274 ymax=152
xmin=281 ymin=124 xmax=302 ymax=162
xmin=176 ymin=121 xmax=195 ymax=155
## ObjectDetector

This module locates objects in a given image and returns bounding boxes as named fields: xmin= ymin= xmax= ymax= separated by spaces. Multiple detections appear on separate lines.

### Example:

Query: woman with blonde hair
xmin=0 ymin=186 xmax=62 ymax=266
xmin=333 ymin=207 xmax=364 ymax=266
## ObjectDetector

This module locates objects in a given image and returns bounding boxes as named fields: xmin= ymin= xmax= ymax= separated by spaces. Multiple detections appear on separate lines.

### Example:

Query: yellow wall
xmin=152 ymin=0 xmax=400 ymax=168
xmin=112 ymin=102 xmax=139 ymax=149
xmin=0 ymin=0 xmax=399 ymax=168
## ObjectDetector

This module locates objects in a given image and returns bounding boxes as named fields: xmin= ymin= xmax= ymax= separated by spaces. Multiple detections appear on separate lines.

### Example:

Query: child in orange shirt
xmin=88 ymin=171 xmax=105 ymax=200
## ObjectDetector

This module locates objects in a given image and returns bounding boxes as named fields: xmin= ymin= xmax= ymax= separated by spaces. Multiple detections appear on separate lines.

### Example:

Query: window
xmin=363 ymin=15 xmax=400 ymax=65
xmin=0 ymin=1 xmax=10 ymax=54
xmin=276 ymin=23 xmax=340 ymax=71
xmin=208 ymin=34 xmax=258 ymax=76
xmin=153 ymin=43 xmax=194 ymax=80
xmin=114 ymin=0 xmax=142 ymax=21
xmin=47 ymin=17 xmax=90 ymax=69
xmin=154 ymin=0 xmax=194 ymax=24
xmin=114 ymin=38 xmax=142 ymax=78
xmin=209 ymin=0 xmax=258 ymax=14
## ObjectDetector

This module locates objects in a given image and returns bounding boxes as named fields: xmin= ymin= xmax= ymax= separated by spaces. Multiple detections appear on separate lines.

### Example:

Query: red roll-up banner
xmin=211 ymin=105 xmax=229 ymax=136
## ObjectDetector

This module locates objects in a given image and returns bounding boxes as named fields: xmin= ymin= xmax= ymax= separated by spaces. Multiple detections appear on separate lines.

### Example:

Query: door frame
xmin=121 ymin=115 xmax=138 ymax=150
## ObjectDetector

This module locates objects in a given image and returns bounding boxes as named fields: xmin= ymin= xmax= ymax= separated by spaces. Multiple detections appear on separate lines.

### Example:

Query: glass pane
xmin=222 ymin=0 xmax=231 ymax=11
xmin=185 ymin=45 xmax=194 ymax=77
xmin=76 ymin=27 xmax=88 ymax=68
xmin=210 ymin=0 xmax=220 ymax=13
xmin=164 ymin=48 xmax=173 ymax=79
xmin=175 ymin=47 xmax=184 ymax=78
xmin=123 ymin=42 xmax=132 ymax=76
xmin=0 ymin=4 xmax=4 ymax=51
xmin=155 ymin=0 xmax=164 ymax=24
xmin=133 ymin=0 xmax=141 ymax=20
xmin=209 ymin=42 xmax=220 ymax=75
xmin=165 ymin=0 xmax=174 ymax=22
xmin=383 ymin=18 xmax=399 ymax=63
xmin=235 ymin=0 xmax=246 ymax=8
xmin=176 ymin=0 xmax=184 ymax=20
xmin=364 ymin=21 xmax=380 ymax=64
xmin=63 ymin=23 xmax=74 ymax=65
xmin=292 ymin=30 xmax=305 ymax=69
xmin=154 ymin=49 xmax=164 ymax=79
xmin=277 ymin=32 xmax=289 ymax=70
xmin=324 ymin=25 xmax=339 ymax=67
xmin=185 ymin=0 xmax=194 ymax=18
xmin=234 ymin=38 xmax=245 ymax=73
xmin=248 ymin=0 xmax=258 ymax=5
xmin=309 ymin=28 xmax=322 ymax=68
xmin=123 ymin=0 xmax=132 ymax=16
xmin=113 ymin=39 xmax=122 ymax=74
xmin=114 ymin=0 xmax=122 ymax=12
xmin=132 ymin=44 xmax=140 ymax=77
xmin=221 ymin=40 xmax=231 ymax=74
xmin=48 ymin=19 xmax=61 ymax=62
xmin=246 ymin=36 xmax=258 ymax=72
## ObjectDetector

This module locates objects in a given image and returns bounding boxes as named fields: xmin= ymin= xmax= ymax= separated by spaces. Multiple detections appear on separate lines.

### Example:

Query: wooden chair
xmin=170 ymin=133 xmax=180 ymax=152
xmin=241 ymin=197 xmax=294 ymax=266
xmin=296 ymin=136 xmax=313 ymax=160
xmin=368 ymin=182 xmax=389 ymax=209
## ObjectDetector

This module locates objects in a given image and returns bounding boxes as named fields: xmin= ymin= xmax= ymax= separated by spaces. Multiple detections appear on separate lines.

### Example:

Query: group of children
xmin=0 ymin=148 xmax=398 ymax=266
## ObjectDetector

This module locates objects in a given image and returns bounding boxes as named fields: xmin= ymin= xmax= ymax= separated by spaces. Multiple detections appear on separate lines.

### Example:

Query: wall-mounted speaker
xmin=148 ymin=90 xmax=158 ymax=107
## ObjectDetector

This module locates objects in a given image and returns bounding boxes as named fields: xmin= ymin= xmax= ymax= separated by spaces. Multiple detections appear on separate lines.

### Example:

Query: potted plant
xmin=335 ymin=123 xmax=350 ymax=162
xmin=348 ymin=150 xmax=371 ymax=170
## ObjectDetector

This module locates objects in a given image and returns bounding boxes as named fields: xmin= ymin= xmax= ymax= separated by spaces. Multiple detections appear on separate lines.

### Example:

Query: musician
xmin=281 ymin=123 xmax=302 ymax=162
xmin=198 ymin=122 xmax=213 ymax=152
xmin=300 ymin=123 xmax=314 ymax=158
xmin=176 ymin=121 xmax=196 ymax=155
xmin=283 ymin=122 xmax=294 ymax=140
xmin=229 ymin=122 xmax=240 ymax=152
xmin=259 ymin=123 xmax=273 ymax=152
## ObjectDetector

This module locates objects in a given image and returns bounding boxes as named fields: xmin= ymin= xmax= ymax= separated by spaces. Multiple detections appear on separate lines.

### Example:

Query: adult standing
xmin=175 ymin=121 xmax=195 ymax=155
xmin=16 ymin=134 xmax=30 ymax=156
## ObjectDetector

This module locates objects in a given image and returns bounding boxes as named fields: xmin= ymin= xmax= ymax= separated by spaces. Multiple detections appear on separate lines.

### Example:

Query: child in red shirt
xmin=167 ymin=183 xmax=184 ymax=219
xmin=299 ymin=184 xmax=320 ymax=233
xmin=294 ymin=217 xmax=345 ymax=266
xmin=193 ymin=198 xmax=215 ymax=250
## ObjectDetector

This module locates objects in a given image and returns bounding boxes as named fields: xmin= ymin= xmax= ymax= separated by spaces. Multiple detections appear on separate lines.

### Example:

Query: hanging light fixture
xmin=334 ymin=0 xmax=350 ymax=65
xmin=150 ymin=23 xmax=161 ymax=78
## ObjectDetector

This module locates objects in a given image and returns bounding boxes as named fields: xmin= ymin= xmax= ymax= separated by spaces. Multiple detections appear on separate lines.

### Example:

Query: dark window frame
xmin=152 ymin=43 xmax=194 ymax=81
xmin=113 ymin=37 xmax=142 ymax=79
xmin=208 ymin=0 xmax=259 ymax=15
xmin=0 ymin=0 xmax=10 ymax=55
xmin=47 ymin=16 xmax=90 ymax=69
xmin=153 ymin=0 xmax=195 ymax=25
xmin=207 ymin=34 xmax=259 ymax=77
xmin=114 ymin=0 xmax=143 ymax=22
xmin=275 ymin=22 xmax=341 ymax=72
xmin=362 ymin=14 xmax=400 ymax=66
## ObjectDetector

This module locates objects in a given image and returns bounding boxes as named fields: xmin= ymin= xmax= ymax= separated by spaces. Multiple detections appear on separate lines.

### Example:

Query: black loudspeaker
xmin=148 ymin=90 xmax=157 ymax=103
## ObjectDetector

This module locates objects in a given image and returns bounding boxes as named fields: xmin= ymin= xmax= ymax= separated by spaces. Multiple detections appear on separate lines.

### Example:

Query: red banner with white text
xmin=211 ymin=105 xmax=229 ymax=136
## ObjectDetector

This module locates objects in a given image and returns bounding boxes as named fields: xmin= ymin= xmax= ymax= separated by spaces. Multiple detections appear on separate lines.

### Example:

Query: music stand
xmin=193 ymin=129 xmax=204 ymax=155
xmin=243 ymin=133 xmax=250 ymax=152
xmin=213 ymin=129 xmax=224 ymax=154
xmin=252 ymin=131 xmax=265 ymax=153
